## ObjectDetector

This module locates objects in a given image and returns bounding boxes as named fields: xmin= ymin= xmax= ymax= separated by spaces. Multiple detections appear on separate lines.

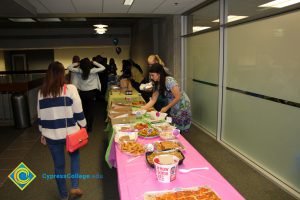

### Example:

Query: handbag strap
xmin=63 ymin=84 xmax=68 ymax=136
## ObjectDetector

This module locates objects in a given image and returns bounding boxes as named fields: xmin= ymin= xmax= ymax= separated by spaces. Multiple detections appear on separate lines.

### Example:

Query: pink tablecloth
xmin=115 ymin=135 xmax=245 ymax=200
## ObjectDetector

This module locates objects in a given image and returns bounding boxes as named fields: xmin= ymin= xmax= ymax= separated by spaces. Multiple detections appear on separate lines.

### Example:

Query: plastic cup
xmin=172 ymin=129 xmax=180 ymax=137
xmin=153 ymin=155 xmax=179 ymax=183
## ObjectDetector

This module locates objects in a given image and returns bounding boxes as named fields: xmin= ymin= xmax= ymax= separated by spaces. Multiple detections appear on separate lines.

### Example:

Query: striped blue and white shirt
xmin=37 ymin=84 xmax=86 ymax=140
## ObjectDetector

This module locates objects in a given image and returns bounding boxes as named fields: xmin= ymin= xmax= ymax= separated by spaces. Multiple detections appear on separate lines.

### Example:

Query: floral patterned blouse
xmin=164 ymin=76 xmax=191 ymax=132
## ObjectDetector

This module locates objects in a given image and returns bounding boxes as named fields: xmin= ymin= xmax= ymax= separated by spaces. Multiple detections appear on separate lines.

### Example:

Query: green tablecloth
xmin=104 ymin=122 xmax=114 ymax=168
xmin=105 ymin=88 xmax=144 ymax=168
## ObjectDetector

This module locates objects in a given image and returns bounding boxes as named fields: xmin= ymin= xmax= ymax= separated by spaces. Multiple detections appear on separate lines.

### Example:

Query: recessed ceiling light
xmin=36 ymin=18 xmax=61 ymax=22
xmin=93 ymin=24 xmax=108 ymax=28
xmin=212 ymin=15 xmax=248 ymax=23
xmin=94 ymin=28 xmax=107 ymax=31
xmin=258 ymin=0 xmax=300 ymax=8
xmin=94 ymin=25 xmax=108 ymax=34
xmin=95 ymin=28 xmax=107 ymax=34
xmin=8 ymin=18 xmax=35 ymax=22
xmin=124 ymin=0 xmax=134 ymax=6
xmin=193 ymin=26 xmax=211 ymax=32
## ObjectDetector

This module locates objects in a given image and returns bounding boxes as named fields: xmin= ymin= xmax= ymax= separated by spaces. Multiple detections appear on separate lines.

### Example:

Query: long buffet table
xmin=106 ymin=89 xmax=244 ymax=200
xmin=115 ymin=135 xmax=244 ymax=200
xmin=105 ymin=89 xmax=144 ymax=168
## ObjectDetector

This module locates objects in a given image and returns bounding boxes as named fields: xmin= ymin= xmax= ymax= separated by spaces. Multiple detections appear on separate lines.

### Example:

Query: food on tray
xmin=120 ymin=141 xmax=145 ymax=156
xmin=138 ymin=128 xmax=159 ymax=138
xmin=159 ymin=131 xmax=175 ymax=140
xmin=134 ymin=123 xmax=149 ymax=130
xmin=146 ymin=150 xmax=184 ymax=167
xmin=114 ymin=131 xmax=138 ymax=143
xmin=132 ymin=101 xmax=145 ymax=106
xmin=155 ymin=125 xmax=175 ymax=131
xmin=113 ymin=124 xmax=136 ymax=133
xmin=144 ymin=186 xmax=221 ymax=200
xmin=119 ymin=126 xmax=134 ymax=132
xmin=154 ymin=140 xmax=184 ymax=151
xmin=119 ymin=135 xmax=130 ymax=142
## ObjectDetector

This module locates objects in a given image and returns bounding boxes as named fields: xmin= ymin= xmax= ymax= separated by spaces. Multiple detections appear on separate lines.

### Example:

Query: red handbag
xmin=63 ymin=84 xmax=88 ymax=153
xmin=66 ymin=128 xmax=88 ymax=153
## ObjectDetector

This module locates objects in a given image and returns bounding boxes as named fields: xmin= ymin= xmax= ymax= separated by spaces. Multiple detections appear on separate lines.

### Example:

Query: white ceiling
xmin=2 ymin=0 xmax=206 ymax=17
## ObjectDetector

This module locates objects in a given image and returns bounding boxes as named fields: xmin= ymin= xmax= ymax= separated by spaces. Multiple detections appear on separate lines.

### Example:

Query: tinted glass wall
xmin=184 ymin=0 xmax=300 ymax=196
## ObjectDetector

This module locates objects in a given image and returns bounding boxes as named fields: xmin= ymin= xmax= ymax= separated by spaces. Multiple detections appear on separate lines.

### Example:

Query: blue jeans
xmin=45 ymin=138 xmax=80 ymax=198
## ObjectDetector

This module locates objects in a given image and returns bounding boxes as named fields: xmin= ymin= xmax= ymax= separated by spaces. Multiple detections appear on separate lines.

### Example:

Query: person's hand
xmin=41 ymin=135 xmax=47 ymax=146
xmin=160 ymin=106 xmax=169 ymax=113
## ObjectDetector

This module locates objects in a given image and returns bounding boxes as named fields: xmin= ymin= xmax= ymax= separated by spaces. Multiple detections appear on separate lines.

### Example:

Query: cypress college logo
xmin=8 ymin=162 xmax=36 ymax=190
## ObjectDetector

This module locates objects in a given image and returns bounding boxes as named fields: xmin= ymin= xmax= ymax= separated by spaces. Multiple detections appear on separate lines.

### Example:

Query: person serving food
xmin=140 ymin=63 xmax=191 ymax=133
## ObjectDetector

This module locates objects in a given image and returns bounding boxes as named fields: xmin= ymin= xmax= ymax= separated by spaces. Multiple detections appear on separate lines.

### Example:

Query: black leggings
xmin=79 ymin=90 xmax=96 ymax=132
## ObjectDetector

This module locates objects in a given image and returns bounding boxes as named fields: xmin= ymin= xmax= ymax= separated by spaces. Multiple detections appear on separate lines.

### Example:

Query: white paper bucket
xmin=153 ymin=155 xmax=179 ymax=183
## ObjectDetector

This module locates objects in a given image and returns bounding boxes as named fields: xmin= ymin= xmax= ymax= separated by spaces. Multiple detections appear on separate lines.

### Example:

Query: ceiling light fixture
xmin=212 ymin=15 xmax=248 ymax=23
xmin=93 ymin=24 xmax=108 ymax=34
xmin=94 ymin=27 xmax=107 ymax=34
xmin=8 ymin=18 xmax=36 ymax=22
xmin=193 ymin=26 xmax=211 ymax=32
xmin=93 ymin=24 xmax=108 ymax=28
xmin=124 ymin=0 xmax=134 ymax=6
xmin=258 ymin=0 xmax=300 ymax=8
xmin=36 ymin=18 xmax=61 ymax=22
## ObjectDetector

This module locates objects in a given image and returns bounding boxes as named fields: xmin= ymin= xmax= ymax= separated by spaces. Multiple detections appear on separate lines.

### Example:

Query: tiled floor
xmin=0 ymin=126 xmax=39 ymax=187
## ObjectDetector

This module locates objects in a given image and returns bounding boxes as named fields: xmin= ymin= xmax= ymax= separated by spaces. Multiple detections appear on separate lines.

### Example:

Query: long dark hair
xmin=80 ymin=58 xmax=92 ymax=80
xmin=41 ymin=61 xmax=65 ymax=98
xmin=148 ymin=63 xmax=169 ymax=96
xmin=120 ymin=59 xmax=132 ymax=79
xmin=109 ymin=58 xmax=117 ymax=75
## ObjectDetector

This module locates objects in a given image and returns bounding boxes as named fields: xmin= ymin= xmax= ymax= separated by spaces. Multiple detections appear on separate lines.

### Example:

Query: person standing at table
xmin=37 ymin=61 xmax=86 ymax=200
xmin=107 ymin=58 xmax=118 ymax=86
xmin=139 ymin=54 xmax=169 ymax=110
xmin=118 ymin=59 xmax=134 ymax=92
xmin=147 ymin=54 xmax=169 ymax=71
xmin=141 ymin=63 xmax=191 ymax=133
xmin=68 ymin=58 xmax=105 ymax=132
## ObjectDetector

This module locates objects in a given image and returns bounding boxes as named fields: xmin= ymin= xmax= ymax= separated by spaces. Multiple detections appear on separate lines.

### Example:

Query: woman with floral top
xmin=141 ymin=63 xmax=191 ymax=132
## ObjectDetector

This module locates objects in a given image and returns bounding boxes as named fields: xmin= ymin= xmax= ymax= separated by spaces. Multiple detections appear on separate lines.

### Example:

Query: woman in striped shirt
xmin=37 ymin=61 xmax=86 ymax=200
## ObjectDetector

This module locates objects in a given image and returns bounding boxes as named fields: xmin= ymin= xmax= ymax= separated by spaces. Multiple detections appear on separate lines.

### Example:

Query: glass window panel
xmin=186 ymin=31 xmax=219 ymax=84
xmin=225 ymin=10 xmax=300 ymax=103
xmin=186 ymin=1 xmax=219 ymax=35
xmin=223 ymin=90 xmax=300 ymax=191
xmin=186 ymin=31 xmax=219 ymax=136
xmin=227 ymin=0 xmax=300 ymax=23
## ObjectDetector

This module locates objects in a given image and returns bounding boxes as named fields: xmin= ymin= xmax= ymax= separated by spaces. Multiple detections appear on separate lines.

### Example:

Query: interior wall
xmin=0 ymin=50 xmax=5 ymax=71
xmin=130 ymin=19 xmax=154 ymax=82
xmin=4 ymin=49 xmax=54 ymax=70
xmin=157 ymin=16 xmax=175 ymax=77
